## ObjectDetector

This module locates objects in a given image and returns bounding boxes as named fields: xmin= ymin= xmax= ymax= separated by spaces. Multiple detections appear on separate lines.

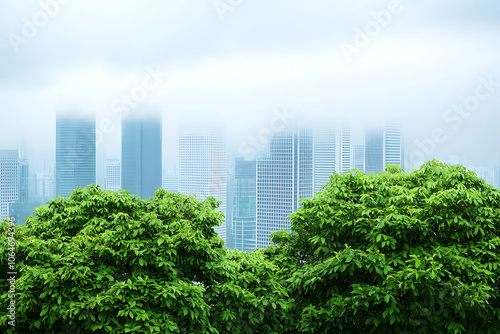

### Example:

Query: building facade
xmin=256 ymin=128 xmax=313 ymax=248
xmin=0 ymin=150 xmax=19 ymax=220
xmin=340 ymin=127 xmax=351 ymax=173
xmin=121 ymin=113 xmax=162 ymax=199
xmin=35 ymin=173 xmax=54 ymax=200
xmin=105 ymin=159 xmax=121 ymax=192
xmin=365 ymin=124 xmax=404 ymax=174
xmin=178 ymin=131 xmax=227 ymax=241
xmin=313 ymin=129 xmax=336 ymax=193
xmin=56 ymin=112 xmax=96 ymax=197
xmin=162 ymin=165 xmax=178 ymax=192
xmin=162 ymin=176 xmax=178 ymax=192
xmin=232 ymin=158 xmax=256 ymax=252
xmin=385 ymin=124 xmax=404 ymax=170
xmin=19 ymin=158 xmax=29 ymax=202
xmin=365 ymin=127 xmax=384 ymax=174
xmin=353 ymin=144 xmax=365 ymax=171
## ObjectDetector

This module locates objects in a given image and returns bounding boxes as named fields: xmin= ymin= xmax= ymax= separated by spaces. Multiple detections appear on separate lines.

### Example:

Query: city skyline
xmin=1 ymin=116 xmax=499 ymax=249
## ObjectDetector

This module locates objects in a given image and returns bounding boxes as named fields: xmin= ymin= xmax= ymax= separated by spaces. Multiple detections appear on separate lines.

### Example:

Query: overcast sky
xmin=1 ymin=0 xmax=499 ymax=184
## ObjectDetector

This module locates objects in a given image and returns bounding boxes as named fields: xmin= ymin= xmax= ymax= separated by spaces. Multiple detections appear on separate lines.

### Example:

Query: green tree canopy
xmin=2 ymin=161 xmax=500 ymax=333
xmin=269 ymin=160 xmax=500 ymax=333
xmin=0 ymin=186 xmax=288 ymax=333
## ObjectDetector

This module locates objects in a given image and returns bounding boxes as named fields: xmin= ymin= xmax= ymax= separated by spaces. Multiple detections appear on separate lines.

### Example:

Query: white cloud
xmin=1 ymin=0 xmax=499 ymax=176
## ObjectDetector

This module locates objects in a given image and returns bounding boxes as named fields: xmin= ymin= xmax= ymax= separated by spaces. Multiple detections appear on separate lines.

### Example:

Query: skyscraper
xmin=385 ymin=124 xmax=404 ymax=170
xmin=0 ymin=150 xmax=19 ymax=220
xmin=365 ymin=128 xmax=384 ymax=174
xmin=313 ymin=129 xmax=336 ymax=193
xmin=353 ymin=145 xmax=365 ymax=171
xmin=365 ymin=124 xmax=404 ymax=174
xmin=19 ymin=158 xmax=29 ymax=202
xmin=105 ymin=159 xmax=121 ymax=192
xmin=225 ymin=158 xmax=235 ymax=249
xmin=56 ymin=112 xmax=96 ymax=197
xmin=232 ymin=158 xmax=256 ymax=252
xmin=256 ymin=128 xmax=313 ymax=248
xmin=178 ymin=131 xmax=227 ymax=241
xmin=121 ymin=113 xmax=162 ymax=199
xmin=340 ymin=127 xmax=351 ymax=173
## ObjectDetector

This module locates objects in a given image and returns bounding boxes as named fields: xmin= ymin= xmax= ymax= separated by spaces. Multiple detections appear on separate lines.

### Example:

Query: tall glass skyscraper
xmin=313 ymin=129 xmax=336 ymax=193
xmin=256 ymin=128 xmax=313 ymax=248
xmin=365 ymin=124 xmax=404 ymax=174
xmin=121 ymin=113 xmax=162 ymax=199
xmin=178 ymin=131 xmax=227 ymax=241
xmin=56 ymin=112 xmax=96 ymax=197
xmin=0 ymin=150 xmax=19 ymax=220
xmin=385 ymin=124 xmax=404 ymax=170
xmin=340 ymin=127 xmax=351 ymax=173
xmin=353 ymin=145 xmax=365 ymax=171
xmin=19 ymin=158 xmax=29 ymax=202
xmin=365 ymin=128 xmax=384 ymax=174
xmin=232 ymin=158 xmax=256 ymax=252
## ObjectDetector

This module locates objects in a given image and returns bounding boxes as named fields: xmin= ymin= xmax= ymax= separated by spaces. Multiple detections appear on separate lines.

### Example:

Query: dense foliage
xmin=1 ymin=160 xmax=500 ymax=333
xmin=0 ymin=187 xmax=288 ymax=333
xmin=270 ymin=160 xmax=500 ymax=333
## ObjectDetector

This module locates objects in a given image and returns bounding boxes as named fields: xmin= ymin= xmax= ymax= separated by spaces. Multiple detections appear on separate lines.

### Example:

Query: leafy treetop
xmin=269 ymin=160 xmax=500 ymax=333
